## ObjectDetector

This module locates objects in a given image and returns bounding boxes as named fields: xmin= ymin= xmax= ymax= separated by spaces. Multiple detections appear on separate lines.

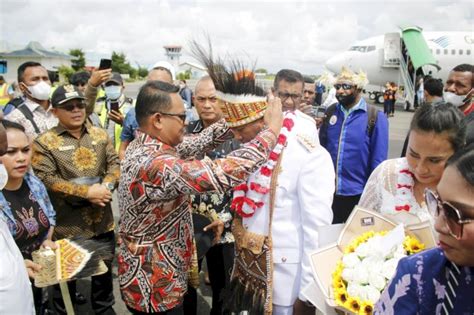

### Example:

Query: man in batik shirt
xmin=118 ymin=80 xmax=282 ymax=314
xmin=32 ymin=84 xmax=120 ymax=315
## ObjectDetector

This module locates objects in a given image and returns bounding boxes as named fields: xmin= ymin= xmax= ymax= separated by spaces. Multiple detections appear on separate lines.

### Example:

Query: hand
xmin=41 ymin=239 xmax=58 ymax=250
xmin=315 ymin=117 xmax=324 ymax=129
xmin=24 ymin=259 xmax=42 ymax=279
xmin=298 ymin=102 xmax=313 ymax=116
xmin=89 ymin=69 xmax=112 ymax=87
xmin=87 ymin=183 xmax=112 ymax=207
xmin=108 ymin=110 xmax=124 ymax=125
xmin=204 ymin=219 xmax=224 ymax=245
xmin=293 ymin=298 xmax=315 ymax=315
xmin=264 ymin=89 xmax=283 ymax=136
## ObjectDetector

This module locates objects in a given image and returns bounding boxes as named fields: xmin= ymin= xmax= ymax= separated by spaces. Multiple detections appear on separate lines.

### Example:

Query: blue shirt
xmin=319 ymin=98 xmax=389 ymax=195
xmin=375 ymin=247 xmax=474 ymax=315
xmin=121 ymin=108 xmax=139 ymax=143
xmin=0 ymin=172 xmax=56 ymax=237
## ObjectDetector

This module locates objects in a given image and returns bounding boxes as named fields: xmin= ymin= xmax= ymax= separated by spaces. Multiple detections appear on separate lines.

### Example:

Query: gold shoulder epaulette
xmin=297 ymin=133 xmax=317 ymax=152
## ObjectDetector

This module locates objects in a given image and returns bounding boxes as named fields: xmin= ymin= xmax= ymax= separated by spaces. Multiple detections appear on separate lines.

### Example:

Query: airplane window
xmin=459 ymin=49 xmax=463 ymax=55
xmin=367 ymin=46 xmax=376 ymax=52
xmin=467 ymin=49 xmax=471 ymax=55
xmin=451 ymin=49 xmax=456 ymax=55
xmin=444 ymin=49 xmax=448 ymax=55
xmin=436 ymin=49 xmax=440 ymax=55
xmin=349 ymin=46 xmax=359 ymax=51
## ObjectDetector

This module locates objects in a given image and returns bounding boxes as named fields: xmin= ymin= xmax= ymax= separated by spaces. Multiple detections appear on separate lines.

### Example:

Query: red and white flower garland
xmin=394 ymin=166 xmax=415 ymax=212
xmin=231 ymin=111 xmax=296 ymax=218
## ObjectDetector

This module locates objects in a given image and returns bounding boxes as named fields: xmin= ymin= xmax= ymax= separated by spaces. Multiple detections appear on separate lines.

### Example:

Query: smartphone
xmin=98 ymin=58 xmax=112 ymax=70
xmin=313 ymin=106 xmax=326 ymax=118
xmin=110 ymin=102 xmax=119 ymax=112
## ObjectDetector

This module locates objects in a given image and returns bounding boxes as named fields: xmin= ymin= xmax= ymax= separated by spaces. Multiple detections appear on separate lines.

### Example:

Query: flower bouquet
xmin=309 ymin=207 xmax=436 ymax=315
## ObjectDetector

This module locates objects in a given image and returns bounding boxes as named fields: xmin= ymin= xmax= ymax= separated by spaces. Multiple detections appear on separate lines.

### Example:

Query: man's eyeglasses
xmin=158 ymin=112 xmax=187 ymax=124
xmin=57 ymin=102 xmax=86 ymax=111
xmin=425 ymin=188 xmax=474 ymax=239
xmin=334 ymin=83 xmax=354 ymax=90
xmin=196 ymin=96 xmax=218 ymax=103
xmin=278 ymin=92 xmax=302 ymax=102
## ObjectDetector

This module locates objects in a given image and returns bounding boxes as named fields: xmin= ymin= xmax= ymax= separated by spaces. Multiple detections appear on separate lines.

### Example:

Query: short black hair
xmin=273 ymin=69 xmax=304 ymax=89
xmin=423 ymin=78 xmax=443 ymax=97
xmin=409 ymin=102 xmax=466 ymax=152
xmin=17 ymin=61 xmax=42 ymax=83
xmin=1 ymin=119 xmax=26 ymax=133
xmin=446 ymin=143 xmax=474 ymax=187
xmin=135 ymin=80 xmax=180 ymax=127
xmin=464 ymin=112 xmax=474 ymax=145
xmin=70 ymin=71 xmax=91 ymax=86
xmin=452 ymin=63 xmax=474 ymax=73
xmin=303 ymin=76 xmax=314 ymax=84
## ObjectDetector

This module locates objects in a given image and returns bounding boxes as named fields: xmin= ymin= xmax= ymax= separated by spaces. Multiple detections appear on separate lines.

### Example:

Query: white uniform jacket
xmin=242 ymin=110 xmax=335 ymax=306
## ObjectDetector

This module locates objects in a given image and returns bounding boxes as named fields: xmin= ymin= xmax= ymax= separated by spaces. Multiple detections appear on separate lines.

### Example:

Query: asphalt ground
xmin=74 ymin=81 xmax=413 ymax=314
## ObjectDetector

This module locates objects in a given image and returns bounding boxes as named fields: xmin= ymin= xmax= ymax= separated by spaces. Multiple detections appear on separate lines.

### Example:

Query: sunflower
xmin=404 ymin=236 xmax=425 ymax=254
xmin=360 ymin=300 xmax=374 ymax=315
xmin=345 ymin=296 xmax=361 ymax=313
xmin=72 ymin=147 xmax=97 ymax=170
xmin=39 ymin=132 xmax=64 ymax=150
xmin=334 ymin=288 xmax=348 ymax=306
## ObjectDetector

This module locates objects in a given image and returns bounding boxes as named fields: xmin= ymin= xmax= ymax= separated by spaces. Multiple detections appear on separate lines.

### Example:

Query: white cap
xmin=150 ymin=61 xmax=175 ymax=80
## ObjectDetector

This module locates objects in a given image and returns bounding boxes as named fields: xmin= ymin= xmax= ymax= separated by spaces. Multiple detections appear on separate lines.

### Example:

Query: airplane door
xmin=383 ymin=32 xmax=401 ymax=68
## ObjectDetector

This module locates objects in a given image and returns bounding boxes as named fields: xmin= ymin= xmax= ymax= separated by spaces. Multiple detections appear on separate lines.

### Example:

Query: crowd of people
xmin=0 ymin=51 xmax=472 ymax=315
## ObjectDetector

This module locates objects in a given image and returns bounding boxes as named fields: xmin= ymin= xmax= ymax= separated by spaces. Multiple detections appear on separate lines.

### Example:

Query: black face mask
xmin=336 ymin=93 xmax=356 ymax=106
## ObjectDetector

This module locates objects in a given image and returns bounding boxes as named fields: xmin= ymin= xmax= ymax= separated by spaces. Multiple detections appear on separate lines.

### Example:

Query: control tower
xmin=163 ymin=45 xmax=182 ymax=70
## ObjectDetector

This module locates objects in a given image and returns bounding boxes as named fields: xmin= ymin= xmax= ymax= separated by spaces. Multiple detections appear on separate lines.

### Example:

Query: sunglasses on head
xmin=57 ymin=101 xmax=86 ymax=111
xmin=158 ymin=112 xmax=187 ymax=123
xmin=334 ymin=83 xmax=354 ymax=90
xmin=425 ymin=188 xmax=474 ymax=239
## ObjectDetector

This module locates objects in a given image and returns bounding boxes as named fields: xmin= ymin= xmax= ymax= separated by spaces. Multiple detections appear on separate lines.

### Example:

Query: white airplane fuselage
xmin=325 ymin=31 xmax=474 ymax=87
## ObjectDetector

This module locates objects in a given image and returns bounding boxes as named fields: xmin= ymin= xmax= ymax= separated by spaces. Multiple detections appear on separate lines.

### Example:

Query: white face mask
xmin=104 ymin=85 xmax=122 ymax=101
xmin=0 ymin=164 xmax=8 ymax=190
xmin=27 ymin=81 xmax=51 ymax=101
xmin=443 ymin=91 xmax=468 ymax=107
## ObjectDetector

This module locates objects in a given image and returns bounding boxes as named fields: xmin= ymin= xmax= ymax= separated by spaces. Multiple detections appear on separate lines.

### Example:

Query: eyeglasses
xmin=334 ymin=83 xmax=354 ymax=90
xmin=158 ymin=112 xmax=187 ymax=124
xmin=196 ymin=96 xmax=218 ymax=103
xmin=278 ymin=92 xmax=302 ymax=102
xmin=57 ymin=102 xmax=86 ymax=111
xmin=425 ymin=188 xmax=474 ymax=239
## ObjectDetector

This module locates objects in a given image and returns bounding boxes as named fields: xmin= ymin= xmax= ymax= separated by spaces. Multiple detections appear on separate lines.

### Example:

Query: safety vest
xmin=96 ymin=95 xmax=134 ymax=150
xmin=0 ymin=83 xmax=10 ymax=106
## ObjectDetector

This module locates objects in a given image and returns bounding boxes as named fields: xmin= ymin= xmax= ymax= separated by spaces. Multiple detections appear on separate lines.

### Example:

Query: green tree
xmin=58 ymin=65 xmax=75 ymax=82
xmin=137 ymin=67 xmax=149 ymax=78
xmin=256 ymin=68 xmax=268 ymax=74
xmin=69 ymin=48 xmax=86 ymax=71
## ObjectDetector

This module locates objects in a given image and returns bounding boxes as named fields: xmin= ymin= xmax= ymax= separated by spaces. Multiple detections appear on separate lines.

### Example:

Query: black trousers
xmin=127 ymin=305 xmax=183 ymax=315
xmin=332 ymin=194 xmax=362 ymax=224
xmin=183 ymin=243 xmax=235 ymax=315
xmin=51 ymin=231 xmax=116 ymax=315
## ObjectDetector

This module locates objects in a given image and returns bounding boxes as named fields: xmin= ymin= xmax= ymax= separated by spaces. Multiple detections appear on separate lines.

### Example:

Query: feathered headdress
xmin=190 ymin=39 xmax=267 ymax=127
xmin=336 ymin=67 xmax=369 ymax=88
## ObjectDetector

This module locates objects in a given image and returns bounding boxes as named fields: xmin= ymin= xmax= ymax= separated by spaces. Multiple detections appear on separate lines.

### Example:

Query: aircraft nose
xmin=325 ymin=53 xmax=351 ymax=73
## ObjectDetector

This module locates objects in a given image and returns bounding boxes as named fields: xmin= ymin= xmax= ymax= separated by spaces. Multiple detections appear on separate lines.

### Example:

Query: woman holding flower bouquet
xmin=359 ymin=103 xmax=466 ymax=225
xmin=375 ymin=144 xmax=474 ymax=314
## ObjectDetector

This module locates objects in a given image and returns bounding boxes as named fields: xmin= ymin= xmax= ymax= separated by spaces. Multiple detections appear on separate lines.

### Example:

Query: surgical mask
xmin=26 ymin=81 xmax=51 ymax=101
xmin=104 ymin=85 xmax=122 ymax=100
xmin=336 ymin=94 xmax=356 ymax=106
xmin=443 ymin=91 xmax=468 ymax=107
xmin=0 ymin=164 xmax=8 ymax=190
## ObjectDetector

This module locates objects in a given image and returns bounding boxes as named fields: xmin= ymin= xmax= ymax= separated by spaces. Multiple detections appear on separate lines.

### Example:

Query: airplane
xmin=325 ymin=26 xmax=474 ymax=109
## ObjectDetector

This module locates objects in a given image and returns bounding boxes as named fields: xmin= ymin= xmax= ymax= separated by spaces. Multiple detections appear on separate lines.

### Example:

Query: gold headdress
xmin=191 ymin=40 xmax=267 ymax=128
xmin=335 ymin=67 xmax=369 ymax=88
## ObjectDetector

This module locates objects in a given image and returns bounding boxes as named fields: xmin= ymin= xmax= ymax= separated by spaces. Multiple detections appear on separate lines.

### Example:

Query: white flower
xmin=365 ymin=285 xmax=382 ymax=303
xmin=382 ymin=258 xmax=400 ymax=280
xmin=353 ymin=264 xmax=370 ymax=284
xmin=342 ymin=253 xmax=361 ymax=268
xmin=361 ymin=256 xmax=384 ymax=274
xmin=347 ymin=283 xmax=366 ymax=300
xmin=368 ymin=273 xmax=387 ymax=291
xmin=355 ymin=242 xmax=371 ymax=258
xmin=342 ymin=268 xmax=355 ymax=282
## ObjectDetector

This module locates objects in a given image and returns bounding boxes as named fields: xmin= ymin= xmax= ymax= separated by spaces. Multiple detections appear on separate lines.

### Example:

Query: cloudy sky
xmin=1 ymin=0 xmax=472 ymax=74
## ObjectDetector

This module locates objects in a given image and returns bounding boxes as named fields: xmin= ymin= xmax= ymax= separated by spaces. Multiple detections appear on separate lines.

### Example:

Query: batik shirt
xmin=118 ymin=120 xmax=276 ymax=313
xmin=188 ymin=120 xmax=241 ymax=244
xmin=32 ymin=124 xmax=120 ymax=239
xmin=374 ymin=247 xmax=474 ymax=314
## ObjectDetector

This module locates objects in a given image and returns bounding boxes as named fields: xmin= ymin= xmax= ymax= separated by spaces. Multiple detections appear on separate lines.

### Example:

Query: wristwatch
xmin=103 ymin=182 xmax=115 ymax=191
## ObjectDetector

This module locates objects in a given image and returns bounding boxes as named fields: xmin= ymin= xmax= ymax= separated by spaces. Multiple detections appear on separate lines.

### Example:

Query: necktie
xmin=441 ymin=261 xmax=461 ymax=315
